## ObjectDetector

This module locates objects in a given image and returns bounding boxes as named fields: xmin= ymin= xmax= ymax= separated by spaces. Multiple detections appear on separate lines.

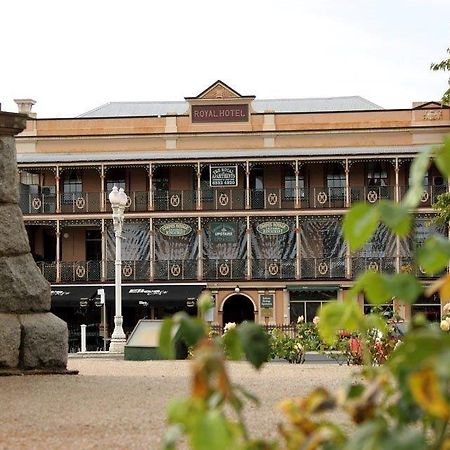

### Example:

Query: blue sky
xmin=1 ymin=0 xmax=449 ymax=117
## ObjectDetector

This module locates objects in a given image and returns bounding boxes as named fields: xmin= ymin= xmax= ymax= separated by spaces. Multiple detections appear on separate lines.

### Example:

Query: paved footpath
xmin=0 ymin=359 xmax=355 ymax=450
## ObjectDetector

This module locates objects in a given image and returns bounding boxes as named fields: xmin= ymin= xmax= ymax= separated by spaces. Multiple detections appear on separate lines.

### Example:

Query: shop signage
xmin=191 ymin=104 xmax=249 ymax=123
xmin=260 ymin=294 xmax=274 ymax=309
xmin=210 ymin=222 xmax=238 ymax=243
xmin=159 ymin=222 xmax=192 ymax=237
xmin=256 ymin=221 xmax=289 ymax=236
xmin=209 ymin=165 xmax=238 ymax=187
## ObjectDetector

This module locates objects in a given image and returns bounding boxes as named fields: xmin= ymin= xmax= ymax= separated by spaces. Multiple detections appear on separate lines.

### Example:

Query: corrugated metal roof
xmin=17 ymin=145 xmax=428 ymax=164
xmin=78 ymin=96 xmax=383 ymax=118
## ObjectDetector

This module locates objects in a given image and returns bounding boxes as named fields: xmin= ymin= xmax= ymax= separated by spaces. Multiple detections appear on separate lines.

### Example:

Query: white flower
xmin=294 ymin=342 xmax=304 ymax=352
xmin=313 ymin=316 xmax=320 ymax=325
xmin=297 ymin=315 xmax=304 ymax=324
xmin=443 ymin=303 xmax=450 ymax=315
xmin=440 ymin=320 xmax=450 ymax=332
xmin=224 ymin=322 xmax=236 ymax=333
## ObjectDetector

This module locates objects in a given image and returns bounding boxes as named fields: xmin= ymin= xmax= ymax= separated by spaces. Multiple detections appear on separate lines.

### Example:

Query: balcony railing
xmin=201 ymin=188 xmax=246 ymax=210
xmin=252 ymin=258 xmax=296 ymax=279
xmin=352 ymin=257 xmax=396 ymax=276
xmin=251 ymin=189 xmax=296 ymax=210
xmin=399 ymin=257 xmax=446 ymax=278
xmin=20 ymin=193 xmax=57 ymax=214
xmin=301 ymin=187 xmax=347 ymax=209
xmin=351 ymin=186 xmax=395 ymax=203
xmin=60 ymin=192 xmax=103 ymax=213
xmin=105 ymin=260 xmax=150 ymax=282
xmin=203 ymin=259 xmax=247 ymax=280
xmin=154 ymin=259 xmax=198 ymax=280
xmin=399 ymin=184 xmax=447 ymax=207
xmin=60 ymin=261 xmax=101 ymax=282
xmin=36 ymin=256 xmax=447 ymax=283
xmin=22 ymin=184 xmax=442 ymax=215
xmin=35 ymin=261 xmax=57 ymax=282
xmin=301 ymin=257 xmax=346 ymax=279
xmin=153 ymin=190 xmax=197 ymax=211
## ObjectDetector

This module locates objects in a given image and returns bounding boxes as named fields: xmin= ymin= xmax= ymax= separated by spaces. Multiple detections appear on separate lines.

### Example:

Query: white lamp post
xmin=108 ymin=185 xmax=128 ymax=353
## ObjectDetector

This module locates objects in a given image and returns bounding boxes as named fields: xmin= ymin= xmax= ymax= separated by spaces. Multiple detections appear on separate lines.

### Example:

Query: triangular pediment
xmin=186 ymin=80 xmax=255 ymax=101
xmin=413 ymin=101 xmax=449 ymax=109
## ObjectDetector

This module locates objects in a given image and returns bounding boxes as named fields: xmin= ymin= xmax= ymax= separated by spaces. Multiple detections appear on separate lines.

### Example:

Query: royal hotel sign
xmin=191 ymin=104 xmax=249 ymax=123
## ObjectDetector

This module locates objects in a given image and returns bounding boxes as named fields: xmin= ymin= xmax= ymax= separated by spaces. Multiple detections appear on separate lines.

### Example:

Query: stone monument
xmin=0 ymin=110 xmax=68 ymax=373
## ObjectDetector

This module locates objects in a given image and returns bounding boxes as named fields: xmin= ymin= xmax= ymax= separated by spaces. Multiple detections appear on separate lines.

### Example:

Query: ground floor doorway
xmin=222 ymin=294 xmax=255 ymax=326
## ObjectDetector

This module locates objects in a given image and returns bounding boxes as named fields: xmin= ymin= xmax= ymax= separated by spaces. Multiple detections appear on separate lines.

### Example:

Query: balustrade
xmin=36 ymin=255 xmax=447 ymax=283
xmin=21 ymin=183 xmax=444 ymax=216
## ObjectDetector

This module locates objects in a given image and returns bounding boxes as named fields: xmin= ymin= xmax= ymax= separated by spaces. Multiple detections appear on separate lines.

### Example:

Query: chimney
xmin=14 ymin=99 xmax=36 ymax=118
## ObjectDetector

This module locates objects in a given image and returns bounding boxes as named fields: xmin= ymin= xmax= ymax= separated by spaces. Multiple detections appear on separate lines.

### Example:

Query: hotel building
xmin=11 ymin=81 xmax=450 ymax=348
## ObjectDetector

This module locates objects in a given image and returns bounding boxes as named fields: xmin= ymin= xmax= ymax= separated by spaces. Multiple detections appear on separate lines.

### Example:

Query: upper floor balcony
xmin=18 ymin=159 xmax=447 ymax=215
xmin=19 ymin=182 xmax=448 ymax=215
xmin=36 ymin=256 xmax=446 ymax=284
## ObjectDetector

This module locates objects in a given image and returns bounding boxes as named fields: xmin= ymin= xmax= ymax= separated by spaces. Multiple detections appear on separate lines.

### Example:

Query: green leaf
xmin=343 ymin=203 xmax=380 ymax=251
xmin=435 ymin=136 xmax=450 ymax=178
xmin=386 ymin=273 xmax=423 ymax=304
xmin=163 ymin=424 xmax=183 ymax=450
xmin=417 ymin=235 xmax=450 ymax=274
xmin=378 ymin=201 xmax=411 ymax=237
xmin=346 ymin=419 xmax=426 ymax=450
xmin=402 ymin=184 xmax=426 ymax=210
xmin=354 ymin=271 xmax=391 ymax=305
xmin=191 ymin=410 xmax=235 ymax=450
xmin=363 ymin=313 xmax=388 ymax=335
xmin=178 ymin=316 xmax=206 ymax=348
xmin=402 ymin=149 xmax=431 ymax=209
xmin=409 ymin=150 xmax=431 ymax=190
xmin=167 ymin=398 xmax=192 ymax=424
xmin=159 ymin=318 xmax=175 ymax=359
xmin=197 ymin=290 xmax=214 ymax=316
xmin=237 ymin=322 xmax=270 ymax=369
xmin=222 ymin=328 xmax=243 ymax=361
xmin=318 ymin=300 xmax=363 ymax=345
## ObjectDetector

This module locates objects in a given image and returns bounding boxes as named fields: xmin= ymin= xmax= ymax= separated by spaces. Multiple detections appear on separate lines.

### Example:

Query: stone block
xmin=19 ymin=313 xmax=68 ymax=369
xmin=0 ymin=313 xmax=21 ymax=368
xmin=0 ymin=204 xmax=30 ymax=257
xmin=0 ymin=253 xmax=51 ymax=313
xmin=0 ymin=137 xmax=19 ymax=203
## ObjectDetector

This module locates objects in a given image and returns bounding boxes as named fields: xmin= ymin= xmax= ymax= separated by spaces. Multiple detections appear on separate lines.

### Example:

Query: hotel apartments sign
xmin=191 ymin=104 xmax=249 ymax=123
xmin=209 ymin=165 xmax=238 ymax=187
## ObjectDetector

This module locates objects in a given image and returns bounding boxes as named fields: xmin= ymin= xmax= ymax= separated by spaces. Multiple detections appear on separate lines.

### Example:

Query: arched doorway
xmin=222 ymin=294 xmax=255 ymax=326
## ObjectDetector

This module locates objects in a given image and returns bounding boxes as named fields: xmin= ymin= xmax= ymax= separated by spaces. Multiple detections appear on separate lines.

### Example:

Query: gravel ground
xmin=0 ymin=359 xmax=356 ymax=450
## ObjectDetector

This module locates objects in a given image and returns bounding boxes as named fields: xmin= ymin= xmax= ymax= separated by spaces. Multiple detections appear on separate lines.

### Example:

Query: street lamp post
xmin=108 ymin=185 xmax=128 ymax=353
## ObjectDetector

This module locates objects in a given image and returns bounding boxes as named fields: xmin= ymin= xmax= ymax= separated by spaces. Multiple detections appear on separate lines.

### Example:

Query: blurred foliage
xmin=159 ymin=115 xmax=450 ymax=450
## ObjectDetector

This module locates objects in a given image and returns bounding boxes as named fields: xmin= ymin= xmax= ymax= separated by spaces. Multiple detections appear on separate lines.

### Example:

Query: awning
xmin=287 ymin=285 xmax=339 ymax=292
xmin=51 ymin=283 xmax=207 ymax=307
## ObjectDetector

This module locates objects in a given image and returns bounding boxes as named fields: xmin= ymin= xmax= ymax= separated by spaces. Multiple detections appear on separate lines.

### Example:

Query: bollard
xmin=80 ymin=324 xmax=87 ymax=353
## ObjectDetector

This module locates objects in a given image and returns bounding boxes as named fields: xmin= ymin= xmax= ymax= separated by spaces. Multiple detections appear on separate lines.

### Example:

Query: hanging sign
xmin=256 ymin=221 xmax=289 ymax=236
xmin=210 ymin=222 xmax=238 ymax=243
xmin=159 ymin=223 xmax=192 ymax=237
xmin=209 ymin=165 xmax=238 ymax=187
xmin=260 ymin=294 xmax=274 ymax=309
